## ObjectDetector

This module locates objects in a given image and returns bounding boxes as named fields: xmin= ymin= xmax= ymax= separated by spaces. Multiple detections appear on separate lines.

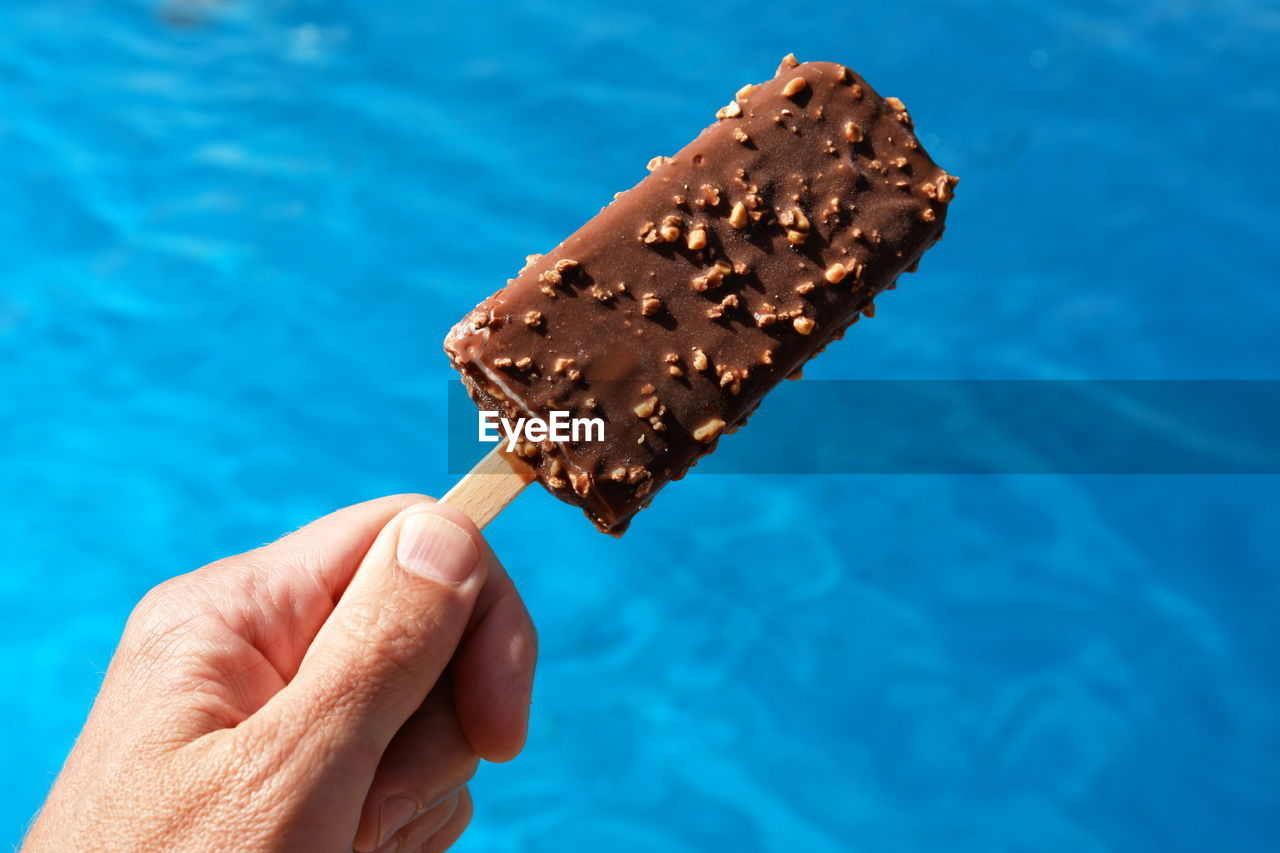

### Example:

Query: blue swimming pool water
xmin=2 ymin=1 xmax=1278 ymax=850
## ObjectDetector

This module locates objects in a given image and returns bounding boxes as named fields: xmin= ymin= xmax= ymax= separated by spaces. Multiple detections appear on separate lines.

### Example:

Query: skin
xmin=22 ymin=495 xmax=537 ymax=853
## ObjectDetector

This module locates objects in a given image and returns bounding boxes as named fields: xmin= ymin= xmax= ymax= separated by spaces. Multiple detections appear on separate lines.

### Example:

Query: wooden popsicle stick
xmin=440 ymin=442 xmax=530 ymax=529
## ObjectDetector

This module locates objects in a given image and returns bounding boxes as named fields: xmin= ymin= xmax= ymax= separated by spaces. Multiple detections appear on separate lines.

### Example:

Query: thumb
xmin=269 ymin=501 xmax=488 ymax=758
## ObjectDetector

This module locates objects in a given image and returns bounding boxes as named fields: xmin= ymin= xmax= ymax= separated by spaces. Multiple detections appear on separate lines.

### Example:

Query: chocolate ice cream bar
xmin=444 ymin=56 xmax=957 ymax=534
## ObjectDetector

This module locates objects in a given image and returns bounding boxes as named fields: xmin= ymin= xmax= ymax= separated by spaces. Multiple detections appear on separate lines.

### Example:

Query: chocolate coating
xmin=445 ymin=58 xmax=957 ymax=534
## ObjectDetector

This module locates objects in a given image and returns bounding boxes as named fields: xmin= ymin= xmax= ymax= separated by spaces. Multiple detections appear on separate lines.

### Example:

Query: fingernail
xmin=396 ymin=511 xmax=480 ymax=584
xmin=376 ymin=795 xmax=419 ymax=848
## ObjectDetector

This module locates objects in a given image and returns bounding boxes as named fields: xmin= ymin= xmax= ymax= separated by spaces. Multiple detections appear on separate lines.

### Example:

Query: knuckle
xmin=124 ymin=578 xmax=199 ymax=650
xmin=331 ymin=593 xmax=440 ymax=679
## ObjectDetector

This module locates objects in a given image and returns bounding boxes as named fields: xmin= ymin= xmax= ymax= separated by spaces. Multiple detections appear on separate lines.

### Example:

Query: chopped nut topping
xmin=538 ymin=269 xmax=562 ymax=286
xmin=782 ymin=76 xmax=808 ymax=99
xmin=646 ymin=155 xmax=673 ymax=172
xmin=755 ymin=312 xmax=777 ymax=327
xmin=706 ymin=305 xmax=724 ymax=320
xmin=736 ymin=83 xmax=757 ymax=101
xmin=569 ymin=470 xmax=591 ymax=497
xmin=885 ymin=96 xmax=906 ymax=112
xmin=778 ymin=53 xmax=799 ymax=70
xmin=842 ymin=120 xmax=864 ymax=143
xmin=937 ymin=174 xmax=956 ymax=203
xmin=660 ymin=222 xmax=681 ymax=242
xmin=493 ymin=356 xmax=514 ymax=368
xmin=716 ymin=101 xmax=742 ymax=120
xmin=720 ymin=293 xmax=739 ymax=309
xmin=921 ymin=207 xmax=936 ymax=222
xmin=546 ymin=475 xmax=566 ymax=489
xmin=664 ymin=353 xmax=680 ymax=364
xmin=862 ymin=302 xmax=877 ymax=318
xmin=609 ymin=466 xmax=627 ymax=482
xmin=588 ymin=284 xmax=612 ymax=302
xmin=549 ymin=458 xmax=563 ymax=476
xmin=520 ymin=441 xmax=539 ymax=459
xmin=640 ymin=383 xmax=654 ymax=395
xmin=553 ymin=356 xmax=576 ymax=374
xmin=729 ymin=201 xmax=748 ymax=229
xmin=761 ymin=349 xmax=774 ymax=365
xmin=795 ymin=281 xmax=816 ymax=295
xmin=836 ymin=66 xmax=850 ymax=83
xmin=641 ymin=294 xmax=663 ymax=315
xmin=524 ymin=310 xmax=543 ymax=328
xmin=693 ymin=418 xmax=726 ymax=442
xmin=668 ymin=365 xmax=683 ymax=377
xmin=555 ymin=258 xmax=579 ymax=273
xmin=786 ymin=229 xmax=807 ymax=245
xmin=824 ymin=262 xmax=849 ymax=284
xmin=733 ymin=127 xmax=750 ymax=144
xmin=691 ymin=267 xmax=724 ymax=292
xmin=633 ymin=396 xmax=658 ymax=418
xmin=849 ymin=84 xmax=863 ymax=99
xmin=691 ymin=348 xmax=709 ymax=371
xmin=515 ymin=356 xmax=534 ymax=370
xmin=686 ymin=227 xmax=707 ymax=250
xmin=793 ymin=316 xmax=816 ymax=335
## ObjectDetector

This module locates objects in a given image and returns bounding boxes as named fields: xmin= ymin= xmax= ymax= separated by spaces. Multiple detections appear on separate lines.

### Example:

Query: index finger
xmin=450 ymin=541 xmax=538 ymax=762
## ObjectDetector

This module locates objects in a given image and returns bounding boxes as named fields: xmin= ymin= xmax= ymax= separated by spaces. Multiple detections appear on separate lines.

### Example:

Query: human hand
xmin=22 ymin=495 xmax=537 ymax=853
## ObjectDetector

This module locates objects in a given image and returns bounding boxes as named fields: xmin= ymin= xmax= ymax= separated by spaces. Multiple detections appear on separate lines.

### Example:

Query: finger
xmin=197 ymin=494 xmax=432 ymax=678
xmin=451 ymin=544 xmax=538 ymax=762
xmin=353 ymin=685 xmax=478 ymax=852
xmin=256 ymin=502 xmax=488 ymax=776
xmin=386 ymin=790 xmax=463 ymax=853
xmin=422 ymin=787 xmax=473 ymax=853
